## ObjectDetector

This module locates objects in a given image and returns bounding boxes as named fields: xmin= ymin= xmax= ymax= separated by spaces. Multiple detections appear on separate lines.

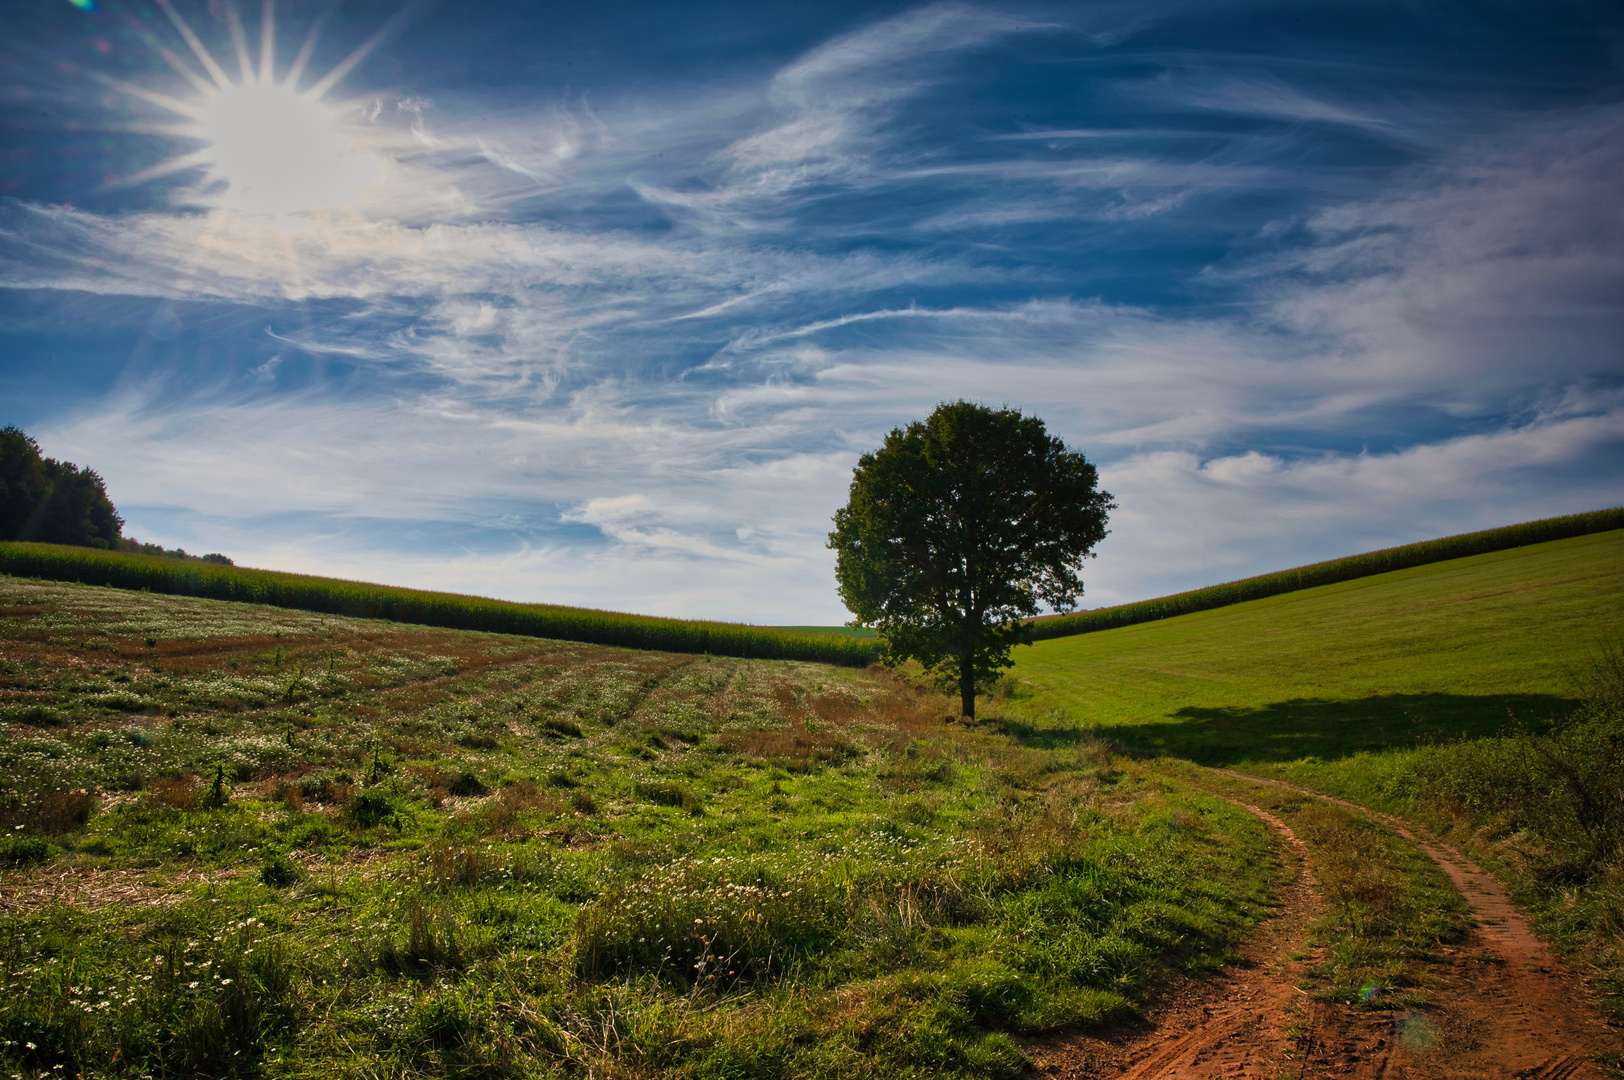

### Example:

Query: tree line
xmin=0 ymin=426 xmax=231 ymax=564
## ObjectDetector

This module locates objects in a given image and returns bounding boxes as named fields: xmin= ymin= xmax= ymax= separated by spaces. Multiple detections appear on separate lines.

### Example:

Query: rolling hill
xmin=1003 ymin=528 xmax=1624 ymax=764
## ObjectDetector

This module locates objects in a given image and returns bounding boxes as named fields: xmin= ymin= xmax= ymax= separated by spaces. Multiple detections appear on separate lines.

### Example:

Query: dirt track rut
xmin=1031 ymin=776 xmax=1619 ymax=1078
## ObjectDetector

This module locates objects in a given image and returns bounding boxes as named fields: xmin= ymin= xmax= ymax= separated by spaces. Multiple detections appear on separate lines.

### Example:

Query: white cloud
xmin=8 ymin=8 xmax=1624 ymax=622
xmin=1090 ymin=405 xmax=1624 ymax=604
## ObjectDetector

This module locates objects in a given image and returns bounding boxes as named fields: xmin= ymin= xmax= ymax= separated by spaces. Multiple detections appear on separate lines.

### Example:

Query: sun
xmin=192 ymin=83 xmax=383 ymax=213
xmin=103 ymin=0 xmax=403 ymax=215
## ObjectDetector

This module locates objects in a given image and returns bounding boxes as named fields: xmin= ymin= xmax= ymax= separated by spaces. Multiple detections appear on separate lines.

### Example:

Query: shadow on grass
xmin=990 ymin=718 xmax=1102 ymax=750
xmin=997 ymin=692 xmax=1579 ymax=766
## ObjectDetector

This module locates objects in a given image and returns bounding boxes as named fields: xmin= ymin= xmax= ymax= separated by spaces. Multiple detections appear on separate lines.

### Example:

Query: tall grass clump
xmin=0 ymin=542 xmax=879 ymax=666
xmin=0 ymin=913 xmax=297 ymax=1079
xmin=1031 ymin=507 xmax=1624 ymax=641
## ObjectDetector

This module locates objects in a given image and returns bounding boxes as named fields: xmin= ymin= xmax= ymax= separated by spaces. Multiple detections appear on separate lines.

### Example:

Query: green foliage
xmin=119 ymin=537 xmax=234 ymax=564
xmin=0 ymin=541 xmax=880 ymax=666
xmin=1033 ymin=506 xmax=1624 ymax=641
xmin=0 ymin=426 xmax=123 ymax=550
xmin=829 ymin=401 xmax=1112 ymax=716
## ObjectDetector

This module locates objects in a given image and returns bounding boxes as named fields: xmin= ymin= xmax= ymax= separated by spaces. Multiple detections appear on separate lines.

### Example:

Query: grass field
xmin=0 ymin=576 xmax=1290 ymax=1080
xmin=1004 ymin=527 xmax=1624 ymax=1018
xmin=1002 ymin=529 xmax=1624 ymax=764
xmin=0 ymin=544 xmax=880 ymax=668
xmin=4 ymin=525 xmax=1622 ymax=1075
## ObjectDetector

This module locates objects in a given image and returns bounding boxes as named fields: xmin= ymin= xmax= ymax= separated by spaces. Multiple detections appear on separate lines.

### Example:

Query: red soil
xmin=1029 ymin=782 xmax=1620 ymax=1078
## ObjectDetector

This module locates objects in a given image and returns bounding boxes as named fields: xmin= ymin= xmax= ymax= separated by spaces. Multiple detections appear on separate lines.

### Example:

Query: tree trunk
xmin=959 ymin=660 xmax=975 ymax=720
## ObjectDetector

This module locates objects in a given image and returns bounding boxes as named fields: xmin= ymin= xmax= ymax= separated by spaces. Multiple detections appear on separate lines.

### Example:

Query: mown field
xmin=0 ymin=576 xmax=1294 ymax=1080
xmin=1007 ymin=526 xmax=1624 ymax=1016
xmin=1003 ymin=528 xmax=1624 ymax=763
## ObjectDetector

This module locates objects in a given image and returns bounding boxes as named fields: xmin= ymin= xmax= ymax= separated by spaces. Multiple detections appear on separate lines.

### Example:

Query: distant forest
xmin=0 ymin=426 xmax=232 ymax=564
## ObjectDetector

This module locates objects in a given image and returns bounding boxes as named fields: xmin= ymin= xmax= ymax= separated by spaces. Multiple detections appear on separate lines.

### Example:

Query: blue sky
xmin=2 ymin=0 xmax=1621 ymax=623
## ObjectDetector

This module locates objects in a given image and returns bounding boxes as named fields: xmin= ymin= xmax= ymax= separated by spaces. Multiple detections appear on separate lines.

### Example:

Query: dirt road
xmin=1030 ymin=778 xmax=1618 ymax=1078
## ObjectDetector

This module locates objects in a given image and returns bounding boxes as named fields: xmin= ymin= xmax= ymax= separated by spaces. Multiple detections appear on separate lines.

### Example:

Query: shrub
xmin=1410 ymin=645 xmax=1624 ymax=876
xmin=0 ymin=790 xmax=98 ymax=834
xmin=0 ymin=704 xmax=64 ymax=727
xmin=634 ymin=780 xmax=700 ymax=812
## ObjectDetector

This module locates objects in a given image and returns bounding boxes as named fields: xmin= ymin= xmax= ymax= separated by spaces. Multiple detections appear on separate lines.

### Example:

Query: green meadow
xmin=0 ymin=576 xmax=1291 ymax=1080
xmin=2 ymin=523 xmax=1621 ymax=1077
xmin=1004 ymin=528 xmax=1624 ymax=764
xmin=1007 ymin=526 xmax=1624 ymax=1015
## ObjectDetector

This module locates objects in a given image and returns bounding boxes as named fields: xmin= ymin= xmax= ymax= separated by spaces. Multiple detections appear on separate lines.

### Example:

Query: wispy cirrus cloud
xmin=1 ymin=0 xmax=1620 ymax=621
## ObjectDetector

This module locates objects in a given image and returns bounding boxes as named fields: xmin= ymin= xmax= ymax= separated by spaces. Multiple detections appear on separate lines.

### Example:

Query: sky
xmin=1 ymin=0 xmax=1621 ymax=624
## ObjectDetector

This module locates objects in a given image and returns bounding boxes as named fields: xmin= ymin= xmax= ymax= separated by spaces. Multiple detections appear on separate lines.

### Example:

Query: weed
xmin=346 ymin=789 xmax=400 ymax=829
xmin=0 ymin=834 xmax=52 ymax=866
xmin=540 ymin=716 xmax=584 ymax=738
xmin=259 ymin=853 xmax=300 ymax=888
xmin=447 ymin=771 xmax=488 ymax=797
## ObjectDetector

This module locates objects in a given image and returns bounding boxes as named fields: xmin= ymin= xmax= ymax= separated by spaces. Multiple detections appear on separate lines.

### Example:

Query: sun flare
xmin=192 ymin=83 xmax=383 ymax=213
xmin=105 ymin=0 xmax=400 ymax=215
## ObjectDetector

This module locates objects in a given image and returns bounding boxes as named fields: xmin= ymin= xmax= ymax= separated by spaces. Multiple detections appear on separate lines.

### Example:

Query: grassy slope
xmin=0 ymin=543 xmax=879 ymax=667
xmin=1005 ymin=528 xmax=1624 ymax=1019
xmin=0 ymin=577 xmax=1281 ymax=1080
xmin=1003 ymin=529 xmax=1624 ymax=764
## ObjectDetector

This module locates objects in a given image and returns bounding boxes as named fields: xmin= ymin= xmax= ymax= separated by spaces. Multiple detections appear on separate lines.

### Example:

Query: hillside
xmin=0 ymin=575 xmax=1290 ymax=1079
xmin=1003 ymin=528 xmax=1624 ymax=763
xmin=4 ymin=530 xmax=1623 ymax=1076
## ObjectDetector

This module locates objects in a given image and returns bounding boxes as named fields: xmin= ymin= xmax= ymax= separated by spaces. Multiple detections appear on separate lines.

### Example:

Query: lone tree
xmin=829 ymin=401 xmax=1113 ymax=719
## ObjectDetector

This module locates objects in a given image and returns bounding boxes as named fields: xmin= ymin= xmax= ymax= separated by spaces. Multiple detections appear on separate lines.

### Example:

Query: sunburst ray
xmin=108 ymin=149 xmax=213 ymax=188
xmin=153 ymin=0 xmax=232 ymax=91
xmin=282 ymin=4 xmax=336 ymax=91
xmin=89 ymin=69 xmax=202 ymax=120
xmin=257 ymin=0 xmax=276 ymax=85
xmin=224 ymin=0 xmax=255 ymax=85
xmin=98 ymin=0 xmax=404 ymax=212
xmin=303 ymin=4 xmax=418 ymax=101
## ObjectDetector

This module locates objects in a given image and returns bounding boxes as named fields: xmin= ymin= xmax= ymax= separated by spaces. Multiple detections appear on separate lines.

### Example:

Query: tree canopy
xmin=828 ymin=401 xmax=1113 ymax=718
xmin=0 ymin=426 xmax=123 ymax=550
